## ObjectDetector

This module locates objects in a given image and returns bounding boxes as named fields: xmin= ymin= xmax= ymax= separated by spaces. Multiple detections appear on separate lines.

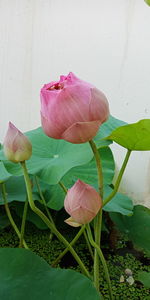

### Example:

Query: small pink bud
xmin=64 ymin=180 xmax=102 ymax=227
xmin=40 ymin=72 xmax=109 ymax=144
xmin=3 ymin=122 xmax=32 ymax=163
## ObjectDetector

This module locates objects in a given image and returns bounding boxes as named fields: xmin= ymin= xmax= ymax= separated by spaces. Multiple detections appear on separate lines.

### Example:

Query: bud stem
xmin=34 ymin=175 xmax=55 ymax=224
xmin=19 ymin=198 xmax=28 ymax=248
xmin=86 ymin=224 xmax=113 ymax=300
xmin=51 ymin=225 xmax=86 ymax=267
xmin=103 ymin=149 xmax=132 ymax=206
xmin=1 ymin=182 xmax=28 ymax=249
xmin=20 ymin=161 xmax=91 ymax=279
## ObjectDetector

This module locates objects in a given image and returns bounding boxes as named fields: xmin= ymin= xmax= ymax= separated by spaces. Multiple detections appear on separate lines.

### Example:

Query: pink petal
xmin=89 ymin=88 xmax=109 ymax=122
xmin=81 ymin=184 xmax=101 ymax=208
xmin=64 ymin=217 xmax=82 ymax=227
xmin=64 ymin=180 xmax=86 ymax=213
xmin=71 ymin=207 xmax=95 ymax=224
xmin=61 ymin=120 xmax=101 ymax=143
xmin=41 ymin=112 xmax=63 ymax=139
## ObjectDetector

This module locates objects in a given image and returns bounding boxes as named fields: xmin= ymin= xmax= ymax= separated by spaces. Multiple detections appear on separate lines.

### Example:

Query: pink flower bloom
xmin=40 ymin=72 xmax=109 ymax=144
xmin=64 ymin=180 xmax=102 ymax=227
xmin=3 ymin=122 xmax=32 ymax=163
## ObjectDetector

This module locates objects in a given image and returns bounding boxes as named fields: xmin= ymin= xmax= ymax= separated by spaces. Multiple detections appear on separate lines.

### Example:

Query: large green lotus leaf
xmin=1 ymin=115 xmax=126 ymax=182
xmin=106 ymin=119 xmax=150 ymax=150
xmin=2 ymin=127 xmax=93 ymax=184
xmin=103 ymin=185 xmax=133 ymax=215
xmin=110 ymin=205 xmax=150 ymax=256
xmin=0 ymin=248 xmax=100 ymax=300
xmin=64 ymin=146 xmax=115 ymax=186
xmin=14 ymin=202 xmax=48 ymax=229
xmin=94 ymin=115 xmax=127 ymax=148
xmin=0 ymin=176 xmax=40 ymax=205
xmin=138 ymin=271 xmax=150 ymax=288
xmin=44 ymin=147 xmax=115 ymax=211
xmin=0 ymin=162 xmax=11 ymax=182
xmin=44 ymin=184 xmax=65 ymax=211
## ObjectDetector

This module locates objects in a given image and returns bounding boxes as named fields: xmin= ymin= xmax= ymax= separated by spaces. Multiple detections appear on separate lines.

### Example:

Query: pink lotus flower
xmin=64 ymin=180 xmax=102 ymax=227
xmin=3 ymin=122 xmax=32 ymax=163
xmin=40 ymin=72 xmax=109 ymax=144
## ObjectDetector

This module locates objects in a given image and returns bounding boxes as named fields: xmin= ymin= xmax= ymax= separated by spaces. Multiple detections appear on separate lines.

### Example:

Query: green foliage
xmin=138 ymin=271 xmax=150 ymax=288
xmin=14 ymin=202 xmax=48 ymax=230
xmin=0 ymin=176 xmax=40 ymax=205
xmin=0 ymin=162 xmax=11 ymax=182
xmin=106 ymin=119 xmax=150 ymax=151
xmin=63 ymin=146 xmax=115 ymax=186
xmin=2 ymin=127 xmax=93 ymax=183
xmin=145 ymin=0 xmax=150 ymax=6
xmin=93 ymin=115 xmax=126 ymax=148
xmin=45 ymin=146 xmax=115 ymax=211
xmin=0 ymin=248 xmax=100 ymax=300
xmin=0 ymin=115 xmax=126 ymax=182
xmin=110 ymin=205 xmax=150 ymax=256
xmin=0 ymin=226 xmax=149 ymax=300
xmin=103 ymin=185 xmax=133 ymax=215
xmin=0 ymin=210 xmax=10 ymax=229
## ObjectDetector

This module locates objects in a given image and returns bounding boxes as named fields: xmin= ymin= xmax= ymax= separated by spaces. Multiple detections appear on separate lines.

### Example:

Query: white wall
xmin=0 ymin=0 xmax=150 ymax=206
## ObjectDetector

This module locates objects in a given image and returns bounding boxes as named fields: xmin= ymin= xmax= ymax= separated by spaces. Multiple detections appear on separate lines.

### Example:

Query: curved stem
xmin=34 ymin=175 xmax=54 ymax=224
xmin=19 ymin=198 xmax=28 ymax=248
xmin=1 ymin=183 xmax=28 ymax=249
xmin=103 ymin=149 xmax=131 ymax=207
xmin=89 ymin=140 xmax=104 ymax=290
xmin=83 ymin=230 xmax=94 ymax=260
xmin=86 ymin=224 xmax=113 ymax=300
xmin=52 ymin=225 xmax=86 ymax=267
xmin=21 ymin=161 xmax=90 ymax=279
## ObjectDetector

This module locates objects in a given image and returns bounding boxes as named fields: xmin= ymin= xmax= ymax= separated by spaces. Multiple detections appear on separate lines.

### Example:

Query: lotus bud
xmin=3 ymin=122 xmax=32 ymax=163
xmin=64 ymin=180 xmax=102 ymax=227
xmin=40 ymin=72 xmax=109 ymax=144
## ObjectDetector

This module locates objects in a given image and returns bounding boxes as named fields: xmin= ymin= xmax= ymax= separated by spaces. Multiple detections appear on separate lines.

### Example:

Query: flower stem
xmin=86 ymin=224 xmax=113 ymax=300
xmin=34 ymin=175 xmax=55 ymax=224
xmin=20 ymin=161 xmax=91 ymax=279
xmin=103 ymin=149 xmax=131 ymax=207
xmin=89 ymin=140 xmax=103 ymax=197
xmin=83 ymin=230 xmax=94 ymax=260
xmin=19 ymin=198 xmax=28 ymax=248
xmin=51 ymin=225 xmax=86 ymax=267
xmin=1 ymin=182 xmax=28 ymax=249
xmin=89 ymin=140 xmax=103 ymax=291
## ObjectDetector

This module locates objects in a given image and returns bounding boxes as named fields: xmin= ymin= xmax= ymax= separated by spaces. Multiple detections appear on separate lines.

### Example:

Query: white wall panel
xmin=0 ymin=0 xmax=150 ymax=205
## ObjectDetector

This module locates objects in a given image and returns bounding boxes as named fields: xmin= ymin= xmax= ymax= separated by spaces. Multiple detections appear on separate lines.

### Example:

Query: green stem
xmin=83 ymin=230 xmax=94 ymax=260
xmin=19 ymin=198 xmax=28 ymax=248
xmin=52 ymin=225 xmax=86 ymax=267
xmin=20 ymin=161 xmax=90 ymax=279
xmin=59 ymin=181 xmax=68 ymax=194
xmin=1 ymin=182 xmax=28 ymax=249
xmin=34 ymin=176 xmax=54 ymax=224
xmin=89 ymin=140 xmax=104 ymax=290
xmin=89 ymin=140 xmax=103 ymax=197
xmin=103 ymin=149 xmax=131 ymax=207
xmin=86 ymin=224 xmax=113 ymax=300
